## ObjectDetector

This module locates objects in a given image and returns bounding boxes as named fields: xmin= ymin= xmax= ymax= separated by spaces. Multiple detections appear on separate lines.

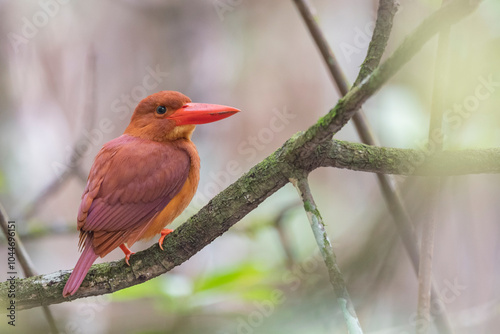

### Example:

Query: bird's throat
xmin=164 ymin=124 xmax=196 ymax=141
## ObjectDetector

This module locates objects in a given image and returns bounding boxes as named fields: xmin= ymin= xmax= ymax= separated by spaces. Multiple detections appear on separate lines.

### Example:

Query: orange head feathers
xmin=124 ymin=91 xmax=239 ymax=142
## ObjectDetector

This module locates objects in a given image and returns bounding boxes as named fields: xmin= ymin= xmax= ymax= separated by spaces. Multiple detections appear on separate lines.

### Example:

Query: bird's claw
xmin=119 ymin=244 xmax=135 ymax=266
xmin=158 ymin=228 xmax=173 ymax=250
xmin=124 ymin=253 xmax=135 ymax=266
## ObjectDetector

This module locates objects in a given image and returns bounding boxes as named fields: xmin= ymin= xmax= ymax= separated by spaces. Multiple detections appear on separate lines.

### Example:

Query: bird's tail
xmin=63 ymin=234 xmax=99 ymax=297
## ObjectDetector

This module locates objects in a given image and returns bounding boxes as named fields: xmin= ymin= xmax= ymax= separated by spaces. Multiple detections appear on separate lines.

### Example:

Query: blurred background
xmin=1 ymin=0 xmax=500 ymax=333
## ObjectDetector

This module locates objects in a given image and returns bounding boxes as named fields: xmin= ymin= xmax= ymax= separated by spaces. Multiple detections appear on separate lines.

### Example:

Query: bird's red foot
xmin=158 ymin=229 xmax=173 ymax=250
xmin=119 ymin=244 xmax=135 ymax=266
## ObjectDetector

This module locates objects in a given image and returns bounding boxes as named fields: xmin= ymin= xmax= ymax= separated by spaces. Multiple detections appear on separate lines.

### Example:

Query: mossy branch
xmin=317 ymin=140 xmax=500 ymax=176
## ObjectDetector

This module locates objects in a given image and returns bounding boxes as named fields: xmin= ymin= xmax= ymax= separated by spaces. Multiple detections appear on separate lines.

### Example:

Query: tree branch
xmin=317 ymin=140 xmax=500 ymax=176
xmin=291 ymin=177 xmax=364 ymax=334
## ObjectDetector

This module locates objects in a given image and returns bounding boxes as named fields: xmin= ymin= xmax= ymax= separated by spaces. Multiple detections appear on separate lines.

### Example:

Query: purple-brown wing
xmin=77 ymin=134 xmax=190 ymax=256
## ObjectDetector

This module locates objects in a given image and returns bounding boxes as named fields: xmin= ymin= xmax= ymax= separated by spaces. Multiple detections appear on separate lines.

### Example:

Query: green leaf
xmin=194 ymin=262 xmax=269 ymax=293
xmin=112 ymin=277 xmax=166 ymax=301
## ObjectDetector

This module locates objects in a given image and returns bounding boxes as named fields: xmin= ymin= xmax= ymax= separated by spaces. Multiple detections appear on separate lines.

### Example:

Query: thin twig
xmin=0 ymin=203 xmax=59 ymax=333
xmin=352 ymin=0 xmax=397 ymax=87
xmin=0 ymin=204 xmax=36 ymax=276
xmin=350 ymin=0 xmax=397 ymax=146
xmin=417 ymin=1 xmax=451 ymax=331
xmin=292 ymin=0 xmax=386 ymax=144
xmin=291 ymin=177 xmax=363 ymax=334
xmin=292 ymin=0 xmax=350 ymax=96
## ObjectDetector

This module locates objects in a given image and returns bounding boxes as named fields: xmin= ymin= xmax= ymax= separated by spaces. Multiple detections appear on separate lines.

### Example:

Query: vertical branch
xmin=0 ymin=203 xmax=59 ymax=333
xmin=291 ymin=177 xmax=364 ymax=334
xmin=292 ymin=0 xmax=350 ymax=96
xmin=417 ymin=0 xmax=451 ymax=332
xmin=0 ymin=204 xmax=36 ymax=276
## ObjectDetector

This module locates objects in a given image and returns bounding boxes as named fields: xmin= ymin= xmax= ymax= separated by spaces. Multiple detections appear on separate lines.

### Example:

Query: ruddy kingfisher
xmin=63 ymin=91 xmax=240 ymax=297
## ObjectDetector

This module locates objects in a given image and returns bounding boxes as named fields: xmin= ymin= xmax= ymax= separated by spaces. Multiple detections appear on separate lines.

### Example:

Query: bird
xmin=62 ymin=91 xmax=240 ymax=297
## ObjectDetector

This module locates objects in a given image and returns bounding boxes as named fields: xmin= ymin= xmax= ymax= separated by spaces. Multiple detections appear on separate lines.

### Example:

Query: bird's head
xmin=125 ymin=91 xmax=240 ymax=142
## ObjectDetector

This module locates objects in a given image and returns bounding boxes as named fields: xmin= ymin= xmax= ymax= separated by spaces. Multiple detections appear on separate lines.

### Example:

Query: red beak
xmin=168 ymin=103 xmax=240 ymax=126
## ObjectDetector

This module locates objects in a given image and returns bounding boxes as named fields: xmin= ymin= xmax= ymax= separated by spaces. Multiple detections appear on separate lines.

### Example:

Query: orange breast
xmin=138 ymin=142 xmax=200 ymax=240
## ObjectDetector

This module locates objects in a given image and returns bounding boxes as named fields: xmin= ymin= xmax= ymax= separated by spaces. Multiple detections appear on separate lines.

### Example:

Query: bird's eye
xmin=156 ymin=106 xmax=167 ymax=114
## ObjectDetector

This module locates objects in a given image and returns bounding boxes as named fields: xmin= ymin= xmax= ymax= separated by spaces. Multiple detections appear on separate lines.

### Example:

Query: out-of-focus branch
xmin=291 ymin=177 xmax=363 ymax=334
xmin=0 ymin=224 xmax=74 ymax=242
xmin=0 ymin=203 xmax=59 ymax=333
xmin=417 ymin=1 xmax=451 ymax=331
xmin=292 ymin=0 xmax=351 ymax=96
xmin=0 ymin=204 xmax=36 ymax=275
